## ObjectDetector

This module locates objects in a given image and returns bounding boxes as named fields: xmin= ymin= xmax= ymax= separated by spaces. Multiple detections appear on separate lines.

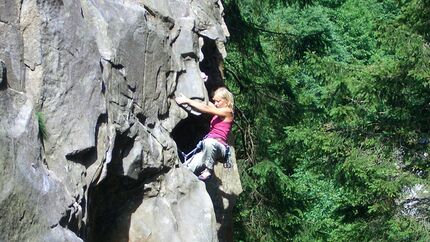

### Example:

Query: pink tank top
xmin=206 ymin=115 xmax=233 ymax=145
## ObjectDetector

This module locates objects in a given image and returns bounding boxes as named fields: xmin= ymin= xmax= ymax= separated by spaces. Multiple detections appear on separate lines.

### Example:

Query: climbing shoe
xmin=198 ymin=168 xmax=212 ymax=181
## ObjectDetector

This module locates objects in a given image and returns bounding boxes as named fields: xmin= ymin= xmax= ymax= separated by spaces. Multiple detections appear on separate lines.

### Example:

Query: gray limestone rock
xmin=0 ymin=0 xmax=241 ymax=241
xmin=206 ymin=147 xmax=243 ymax=242
xmin=0 ymin=90 xmax=72 ymax=242
xmin=0 ymin=0 xmax=24 ymax=92
xmin=109 ymin=167 xmax=218 ymax=242
xmin=398 ymin=184 xmax=430 ymax=220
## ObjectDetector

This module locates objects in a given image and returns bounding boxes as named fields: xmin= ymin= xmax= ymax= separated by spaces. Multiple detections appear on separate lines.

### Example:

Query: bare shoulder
xmin=220 ymin=107 xmax=234 ymax=122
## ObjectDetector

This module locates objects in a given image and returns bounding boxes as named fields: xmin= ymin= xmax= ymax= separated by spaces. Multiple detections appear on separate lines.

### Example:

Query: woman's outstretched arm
xmin=175 ymin=94 xmax=232 ymax=119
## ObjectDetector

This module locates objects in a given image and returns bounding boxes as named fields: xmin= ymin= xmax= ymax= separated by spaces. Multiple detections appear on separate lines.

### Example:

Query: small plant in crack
xmin=36 ymin=111 xmax=48 ymax=141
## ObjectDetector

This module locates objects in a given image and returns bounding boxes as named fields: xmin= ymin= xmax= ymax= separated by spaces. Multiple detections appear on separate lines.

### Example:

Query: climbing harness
xmin=179 ymin=138 xmax=233 ymax=168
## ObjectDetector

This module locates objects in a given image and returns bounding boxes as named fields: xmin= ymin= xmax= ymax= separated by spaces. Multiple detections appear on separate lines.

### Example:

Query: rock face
xmin=207 ymin=148 xmax=243 ymax=242
xmin=398 ymin=184 xmax=430 ymax=220
xmin=0 ymin=0 xmax=241 ymax=241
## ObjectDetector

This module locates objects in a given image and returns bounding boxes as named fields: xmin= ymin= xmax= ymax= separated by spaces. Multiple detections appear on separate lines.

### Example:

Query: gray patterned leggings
xmin=185 ymin=138 xmax=226 ymax=173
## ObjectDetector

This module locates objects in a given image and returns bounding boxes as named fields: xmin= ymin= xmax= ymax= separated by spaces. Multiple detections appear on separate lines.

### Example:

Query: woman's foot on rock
xmin=198 ymin=168 xmax=212 ymax=181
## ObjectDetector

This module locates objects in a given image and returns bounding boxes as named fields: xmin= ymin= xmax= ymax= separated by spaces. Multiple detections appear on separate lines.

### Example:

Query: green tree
xmin=223 ymin=0 xmax=430 ymax=241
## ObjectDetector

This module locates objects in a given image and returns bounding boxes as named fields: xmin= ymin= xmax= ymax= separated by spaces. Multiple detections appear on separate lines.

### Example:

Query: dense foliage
xmin=222 ymin=0 xmax=430 ymax=241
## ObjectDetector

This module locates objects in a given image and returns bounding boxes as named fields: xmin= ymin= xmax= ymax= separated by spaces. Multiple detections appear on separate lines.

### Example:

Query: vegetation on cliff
xmin=223 ymin=0 xmax=430 ymax=241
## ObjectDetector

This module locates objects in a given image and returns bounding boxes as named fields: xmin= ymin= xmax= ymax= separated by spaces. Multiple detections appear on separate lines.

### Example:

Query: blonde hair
xmin=214 ymin=87 xmax=234 ymax=109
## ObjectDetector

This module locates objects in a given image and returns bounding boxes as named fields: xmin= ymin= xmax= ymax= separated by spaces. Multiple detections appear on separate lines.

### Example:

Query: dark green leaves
xmin=224 ymin=0 xmax=430 ymax=241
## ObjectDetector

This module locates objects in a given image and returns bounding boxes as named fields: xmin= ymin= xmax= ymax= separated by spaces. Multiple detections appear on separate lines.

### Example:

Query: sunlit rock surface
xmin=0 ymin=0 xmax=241 ymax=241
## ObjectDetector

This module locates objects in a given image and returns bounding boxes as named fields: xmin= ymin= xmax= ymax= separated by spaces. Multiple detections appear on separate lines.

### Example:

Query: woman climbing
xmin=175 ymin=87 xmax=234 ymax=181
